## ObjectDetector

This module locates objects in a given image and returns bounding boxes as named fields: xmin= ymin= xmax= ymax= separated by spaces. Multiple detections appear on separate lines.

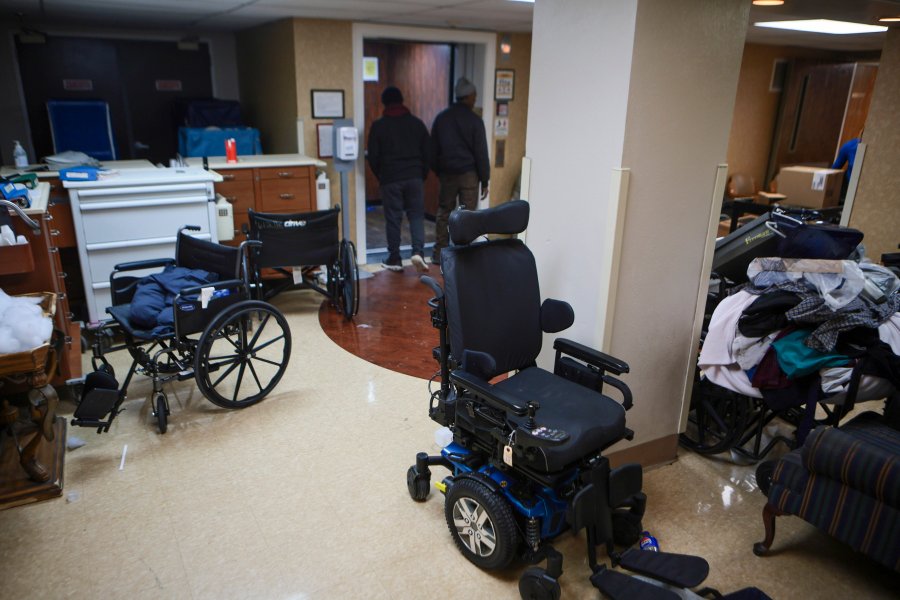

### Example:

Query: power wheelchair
xmin=73 ymin=226 xmax=291 ymax=434
xmin=407 ymin=201 xmax=770 ymax=599
xmin=245 ymin=206 xmax=359 ymax=320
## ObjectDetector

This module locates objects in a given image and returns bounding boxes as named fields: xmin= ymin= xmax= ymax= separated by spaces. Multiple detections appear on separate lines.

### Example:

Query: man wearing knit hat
xmin=367 ymin=86 xmax=431 ymax=272
xmin=429 ymin=76 xmax=490 ymax=265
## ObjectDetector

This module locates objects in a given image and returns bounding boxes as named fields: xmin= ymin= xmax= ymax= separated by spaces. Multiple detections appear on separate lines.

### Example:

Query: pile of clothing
xmin=699 ymin=257 xmax=900 ymax=440
xmin=129 ymin=265 xmax=218 ymax=336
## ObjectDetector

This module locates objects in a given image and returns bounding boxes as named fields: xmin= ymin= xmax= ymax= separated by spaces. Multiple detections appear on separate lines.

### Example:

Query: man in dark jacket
xmin=430 ymin=77 xmax=490 ymax=265
xmin=367 ymin=86 xmax=430 ymax=272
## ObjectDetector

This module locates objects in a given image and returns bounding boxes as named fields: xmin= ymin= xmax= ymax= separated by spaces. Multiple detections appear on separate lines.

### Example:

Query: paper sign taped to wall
xmin=811 ymin=171 xmax=827 ymax=191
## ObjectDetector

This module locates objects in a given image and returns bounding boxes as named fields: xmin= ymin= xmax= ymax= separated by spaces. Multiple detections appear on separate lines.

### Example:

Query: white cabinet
xmin=65 ymin=168 xmax=222 ymax=323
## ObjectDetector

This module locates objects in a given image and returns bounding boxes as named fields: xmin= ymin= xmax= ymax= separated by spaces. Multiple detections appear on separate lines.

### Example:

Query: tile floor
xmin=1 ymin=290 xmax=898 ymax=599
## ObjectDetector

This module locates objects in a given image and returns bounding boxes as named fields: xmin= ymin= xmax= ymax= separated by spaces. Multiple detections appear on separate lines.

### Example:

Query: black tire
xmin=679 ymin=380 xmax=753 ymax=455
xmin=444 ymin=478 xmax=518 ymax=570
xmin=339 ymin=239 xmax=359 ymax=320
xmin=155 ymin=393 xmax=168 ymax=434
xmin=519 ymin=567 xmax=561 ymax=600
xmin=406 ymin=465 xmax=430 ymax=501
xmin=194 ymin=300 xmax=291 ymax=409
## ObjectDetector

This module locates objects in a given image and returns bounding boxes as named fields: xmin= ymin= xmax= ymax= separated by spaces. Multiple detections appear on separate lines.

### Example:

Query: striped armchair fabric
xmin=757 ymin=411 xmax=900 ymax=572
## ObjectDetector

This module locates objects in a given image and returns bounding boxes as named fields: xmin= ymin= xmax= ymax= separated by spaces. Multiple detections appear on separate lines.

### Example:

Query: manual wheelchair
xmin=244 ymin=206 xmax=358 ymax=319
xmin=74 ymin=226 xmax=291 ymax=434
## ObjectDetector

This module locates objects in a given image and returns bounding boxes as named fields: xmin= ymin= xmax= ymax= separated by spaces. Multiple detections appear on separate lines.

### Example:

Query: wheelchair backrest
xmin=442 ymin=201 xmax=542 ymax=379
xmin=248 ymin=208 xmax=340 ymax=269
xmin=176 ymin=230 xmax=241 ymax=280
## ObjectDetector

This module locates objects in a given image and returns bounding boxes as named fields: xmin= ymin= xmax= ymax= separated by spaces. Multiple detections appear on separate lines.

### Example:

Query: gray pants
xmin=435 ymin=171 xmax=479 ymax=255
xmin=381 ymin=178 xmax=425 ymax=260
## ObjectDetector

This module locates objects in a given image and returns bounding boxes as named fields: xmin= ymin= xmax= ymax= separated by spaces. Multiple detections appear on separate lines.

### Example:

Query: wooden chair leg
xmin=753 ymin=501 xmax=783 ymax=556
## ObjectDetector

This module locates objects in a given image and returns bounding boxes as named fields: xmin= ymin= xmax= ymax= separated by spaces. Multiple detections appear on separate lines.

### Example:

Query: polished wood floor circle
xmin=318 ymin=267 xmax=441 ymax=380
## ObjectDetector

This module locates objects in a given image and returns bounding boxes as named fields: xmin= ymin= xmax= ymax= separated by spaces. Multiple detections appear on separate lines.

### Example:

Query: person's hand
xmin=480 ymin=183 xmax=489 ymax=200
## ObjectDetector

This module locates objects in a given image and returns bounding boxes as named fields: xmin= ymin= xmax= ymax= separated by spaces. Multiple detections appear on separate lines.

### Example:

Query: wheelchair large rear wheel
xmin=194 ymin=300 xmax=291 ymax=409
xmin=338 ymin=239 xmax=359 ymax=320
xmin=445 ymin=478 xmax=518 ymax=570
xmin=679 ymin=379 xmax=753 ymax=455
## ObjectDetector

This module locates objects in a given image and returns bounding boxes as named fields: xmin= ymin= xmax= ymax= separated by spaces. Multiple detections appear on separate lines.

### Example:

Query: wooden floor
xmin=319 ymin=267 xmax=441 ymax=380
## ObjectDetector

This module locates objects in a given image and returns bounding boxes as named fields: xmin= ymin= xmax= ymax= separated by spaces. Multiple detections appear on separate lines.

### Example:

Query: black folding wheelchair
xmin=407 ymin=201 xmax=770 ymax=599
xmin=73 ymin=226 xmax=291 ymax=434
xmin=245 ymin=207 xmax=359 ymax=319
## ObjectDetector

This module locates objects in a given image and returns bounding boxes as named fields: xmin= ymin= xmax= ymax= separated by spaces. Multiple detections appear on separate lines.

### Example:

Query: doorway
xmin=362 ymin=39 xmax=451 ymax=263
xmin=352 ymin=24 xmax=497 ymax=264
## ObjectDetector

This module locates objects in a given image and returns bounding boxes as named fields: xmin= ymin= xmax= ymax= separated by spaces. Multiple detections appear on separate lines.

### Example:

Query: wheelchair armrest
xmin=601 ymin=374 xmax=633 ymax=411
xmin=554 ymin=338 xmax=630 ymax=375
xmin=178 ymin=279 xmax=246 ymax=297
xmin=450 ymin=369 xmax=527 ymax=416
xmin=112 ymin=258 xmax=176 ymax=273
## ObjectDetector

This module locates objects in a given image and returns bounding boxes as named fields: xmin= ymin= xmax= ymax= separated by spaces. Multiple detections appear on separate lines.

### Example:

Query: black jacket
xmin=430 ymin=102 xmax=490 ymax=185
xmin=366 ymin=111 xmax=430 ymax=185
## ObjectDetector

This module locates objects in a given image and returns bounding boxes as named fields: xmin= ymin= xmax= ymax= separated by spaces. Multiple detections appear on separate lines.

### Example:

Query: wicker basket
xmin=0 ymin=292 xmax=57 ymax=378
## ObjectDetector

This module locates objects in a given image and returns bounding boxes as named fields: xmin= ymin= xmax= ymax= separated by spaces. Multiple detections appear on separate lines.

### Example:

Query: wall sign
xmin=311 ymin=89 xmax=345 ymax=119
xmin=155 ymin=79 xmax=183 ymax=92
xmin=363 ymin=57 xmax=379 ymax=82
xmin=317 ymin=123 xmax=334 ymax=158
xmin=494 ymin=117 xmax=509 ymax=138
xmin=63 ymin=79 xmax=93 ymax=91
xmin=494 ymin=69 xmax=515 ymax=101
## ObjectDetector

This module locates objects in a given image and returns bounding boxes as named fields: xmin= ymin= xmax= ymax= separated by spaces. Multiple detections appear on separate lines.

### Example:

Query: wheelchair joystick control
xmin=525 ymin=401 xmax=539 ymax=430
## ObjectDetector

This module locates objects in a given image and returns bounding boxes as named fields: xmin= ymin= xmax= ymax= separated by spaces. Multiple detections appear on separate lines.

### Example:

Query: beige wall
xmin=293 ymin=19 xmax=356 ymax=239
xmin=849 ymin=28 xmax=900 ymax=261
xmin=236 ymin=20 xmax=298 ymax=155
xmin=490 ymin=32 xmax=531 ymax=206
xmin=725 ymin=43 xmax=786 ymax=188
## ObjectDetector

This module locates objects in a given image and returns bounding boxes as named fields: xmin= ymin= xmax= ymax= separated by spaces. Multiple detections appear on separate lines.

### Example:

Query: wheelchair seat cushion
xmin=495 ymin=367 xmax=626 ymax=471
xmin=107 ymin=304 xmax=171 ymax=341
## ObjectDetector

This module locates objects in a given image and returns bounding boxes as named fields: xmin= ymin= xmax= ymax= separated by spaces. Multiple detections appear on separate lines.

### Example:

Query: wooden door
xmin=363 ymin=40 xmax=451 ymax=217
xmin=770 ymin=60 xmax=854 ymax=173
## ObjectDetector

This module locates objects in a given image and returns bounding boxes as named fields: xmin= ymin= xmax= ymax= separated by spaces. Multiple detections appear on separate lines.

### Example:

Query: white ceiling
xmin=1 ymin=0 xmax=897 ymax=50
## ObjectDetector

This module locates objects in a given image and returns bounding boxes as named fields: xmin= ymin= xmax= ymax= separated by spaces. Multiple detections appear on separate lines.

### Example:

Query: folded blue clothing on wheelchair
xmin=129 ymin=265 xmax=219 ymax=336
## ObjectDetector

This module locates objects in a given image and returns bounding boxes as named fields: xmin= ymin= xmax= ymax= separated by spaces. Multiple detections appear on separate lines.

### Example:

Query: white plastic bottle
xmin=13 ymin=141 xmax=28 ymax=168
xmin=215 ymin=194 xmax=235 ymax=242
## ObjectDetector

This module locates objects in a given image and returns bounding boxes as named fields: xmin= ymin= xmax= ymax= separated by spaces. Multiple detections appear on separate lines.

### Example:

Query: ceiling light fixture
xmin=755 ymin=19 xmax=887 ymax=35
xmin=878 ymin=16 xmax=900 ymax=22
xmin=507 ymin=0 xmax=535 ymax=3
xmin=752 ymin=1 xmax=785 ymax=6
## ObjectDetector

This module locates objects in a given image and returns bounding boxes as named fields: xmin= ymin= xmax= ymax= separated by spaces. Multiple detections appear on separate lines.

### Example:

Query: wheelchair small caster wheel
xmin=518 ymin=567 xmax=561 ymax=600
xmin=406 ymin=465 xmax=430 ymax=501
xmin=154 ymin=393 xmax=168 ymax=434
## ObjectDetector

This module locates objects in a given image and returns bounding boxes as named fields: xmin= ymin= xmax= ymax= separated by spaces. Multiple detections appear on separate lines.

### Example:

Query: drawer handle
xmin=58 ymin=271 xmax=68 ymax=279
xmin=49 ymin=247 xmax=59 ymax=254
xmin=46 ymin=214 xmax=54 ymax=221
xmin=58 ymin=293 xmax=67 ymax=301
xmin=67 ymin=312 xmax=74 ymax=321
xmin=277 ymin=171 xmax=293 ymax=178
xmin=64 ymin=336 xmax=73 ymax=346
xmin=51 ymin=229 xmax=61 ymax=236
xmin=279 ymin=193 xmax=295 ymax=200
xmin=222 ymin=174 xmax=235 ymax=181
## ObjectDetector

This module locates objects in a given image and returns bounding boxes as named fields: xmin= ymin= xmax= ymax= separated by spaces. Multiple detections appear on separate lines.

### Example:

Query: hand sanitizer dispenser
xmin=335 ymin=127 xmax=358 ymax=161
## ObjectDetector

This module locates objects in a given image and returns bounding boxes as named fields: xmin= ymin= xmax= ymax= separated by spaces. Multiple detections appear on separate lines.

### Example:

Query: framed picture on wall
xmin=363 ymin=57 xmax=379 ymax=82
xmin=311 ymin=89 xmax=345 ymax=119
xmin=317 ymin=123 xmax=334 ymax=158
xmin=495 ymin=69 xmax=515 ymax=101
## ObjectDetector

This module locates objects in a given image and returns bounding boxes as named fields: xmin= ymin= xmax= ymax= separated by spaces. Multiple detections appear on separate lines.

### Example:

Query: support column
xmin=525 ymin=0 xmax=749 ymax=463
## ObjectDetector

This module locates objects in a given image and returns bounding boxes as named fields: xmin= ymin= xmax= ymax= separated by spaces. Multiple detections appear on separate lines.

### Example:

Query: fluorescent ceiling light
xmin=507 ymin=0 xmax=535 ymax=3
xmin=752 ymin=1 xmax=785 ymax=5
xmin=879 ymin=16 xmax=900 ymax=22
xmin=755 ymin=19 xmax=887 ymax=34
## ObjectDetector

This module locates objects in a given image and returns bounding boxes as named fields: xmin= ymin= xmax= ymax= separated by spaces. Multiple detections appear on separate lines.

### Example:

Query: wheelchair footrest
xmin=618 ymin=548 xmax=709 ymax=589
xmin=590 ymin=568 xmax=679 ymax=600
xmin=73 ymin=388 xmax=119 ymax=421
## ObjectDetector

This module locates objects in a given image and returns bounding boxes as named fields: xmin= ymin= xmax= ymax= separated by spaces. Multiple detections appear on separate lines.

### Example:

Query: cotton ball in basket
xmin=0 ymin=325 xmax=19 ymax=354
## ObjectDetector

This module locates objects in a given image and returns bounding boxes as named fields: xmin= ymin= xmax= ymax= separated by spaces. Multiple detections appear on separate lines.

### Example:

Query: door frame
xmin=352 ymin=23 xmax=497 ymax=263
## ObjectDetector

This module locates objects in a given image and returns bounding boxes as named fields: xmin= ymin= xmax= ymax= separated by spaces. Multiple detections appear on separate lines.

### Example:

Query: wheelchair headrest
xmin=449 ymin=200 xmax=529 ymax=246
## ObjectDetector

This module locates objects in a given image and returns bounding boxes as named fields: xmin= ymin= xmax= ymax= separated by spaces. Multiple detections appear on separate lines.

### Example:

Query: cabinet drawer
xmin=258 ymin=166 xmax=312 ymax=181
xmin=215 ymin=181 xmax=255 ymax=213
xmin=258 ymin=179 xmax=313 ymax=213
xmin=80 ymin=199 xmax=210 ymax=244
xmin=217 ymin=169 xmax=253 ymax=183
xmin=48 ymin=200 xmax=77 ymax=248
xmin=87 ymin=239 xmax=185 ymax=287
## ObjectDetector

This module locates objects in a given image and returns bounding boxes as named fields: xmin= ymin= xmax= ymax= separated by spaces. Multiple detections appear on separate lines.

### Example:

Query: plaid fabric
xmin=770 ymin=411 xmax=900 ymax=572
xmin=786 ymin=293 xmax=900 ymax=353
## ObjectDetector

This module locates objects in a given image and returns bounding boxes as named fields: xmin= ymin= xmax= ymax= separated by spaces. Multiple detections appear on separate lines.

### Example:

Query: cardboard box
xmin=774 ymin=166 xmax=842 ymax=209
xmin=756 ymin=191 xmax=787 ymax=205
